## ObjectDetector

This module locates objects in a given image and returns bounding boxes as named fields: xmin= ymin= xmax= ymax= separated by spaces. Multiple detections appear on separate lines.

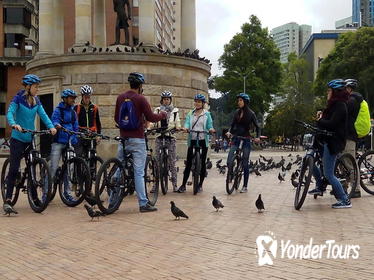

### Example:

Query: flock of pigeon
xmin=70 ymin=41 xmax=212 ymax=65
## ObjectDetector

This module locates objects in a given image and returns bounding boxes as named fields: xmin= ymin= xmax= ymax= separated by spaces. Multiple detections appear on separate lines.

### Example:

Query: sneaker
xmin=351 ymin=191 xmax=361 ymax=199
xmin=197 ymin=185 xmax=203 ymax=193
xmin=332 ymin=199 xmax=352 ymax=209
xmin=139 ymin=203 xmax=158 ymax=212
xmin=173 ymin=185 xmax=178 ymax=193
xmin=240 ymin=187 xmax=248 ymax=193
xmin=308 ymin=188 xmax=324 ymax=196
xmin=177 ymin=185 xmax=186 ymax=193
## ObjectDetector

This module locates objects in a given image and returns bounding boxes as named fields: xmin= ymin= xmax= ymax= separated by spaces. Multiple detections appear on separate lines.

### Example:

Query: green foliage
xmin=314 ymin=27 xmax=374 ymax=109
xmin=212 ymin=15 xmax=282 ymax=114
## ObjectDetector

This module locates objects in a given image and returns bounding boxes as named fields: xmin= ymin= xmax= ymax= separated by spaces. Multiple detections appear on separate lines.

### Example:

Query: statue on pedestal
xmin=113 ymin=0 xmax=131 ymax=45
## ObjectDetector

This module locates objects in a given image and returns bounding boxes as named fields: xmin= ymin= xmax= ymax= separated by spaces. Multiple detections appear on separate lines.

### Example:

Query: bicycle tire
xmin=58 ymin=157 xmax=91 ymax=207
xmin=27 ymin=157 xmax=51 ymax=213
xmin=335 ymin=153 xmax=358 ymax=198
xmin=226 ymin=155 xmax=241 ymax=195
xmin=358 ymin=150 xmax=374 ymax=195
xmin=95 ymin=157 xmax=125 ymax=214
xmin=145 ymin=155 xmax=159 ymax=206
xmin=193 ymin=151 xmax=201 ymax=195
xmin=160 ymin=152 xmax=168 ymax=195
xmin=49 ymin=167 xmax=61 ymax=202
xmin=1 ymin=158 xmax=20 ymax=206
xmin=85 ymin=156 xmax=104 ymax=205
xmin=294 ymin=155 xmax=314 ymax=210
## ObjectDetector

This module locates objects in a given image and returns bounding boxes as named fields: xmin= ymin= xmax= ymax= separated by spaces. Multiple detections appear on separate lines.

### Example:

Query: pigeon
xmin=150 ymin=48 xmax=155 ymax=53
xmin=216 ymin=159 xmax=222 ymax=168
xmin=116 ymin=47 xmax=122 ymax=52
xmin=206 ymin=158 xmax=212 ymax=170
xmin=93 ymin=47 xmax=97 ymax=52
xmin=212 ymin=196 xmax=224 ymax=211
xmin=278 ymin=172 xmax=285 ymax=182
xmin=84 ymin=204 xmax=105 ymax=221
xmin=254 ymin=169 xmax=262 ymax=176
xmin=82 ymin=48 xmax=87 ymax=53
xmin=219 ymin=165 xmax=226 ymax=175
xmin=255 ymin=194 xmax=265 ymax=213
xmin=84 ymin=41 xmax=90 ymax=46
xmin=3 ymin=203 xmax=18 ymax=216
xmin=170 ymin=201 xmax=189 ymax=219
xmin=99 ymin=47 xmax=103 ymax=52
xmin=142 ymin=48 xmax=147 ymax=53
xmin=71 ymin=48 xmax=75 ymax=53
xmin=137 ymin=42 xmax=143 ymax=47
xmin=291 ymin=170 xmax=299 ymax=180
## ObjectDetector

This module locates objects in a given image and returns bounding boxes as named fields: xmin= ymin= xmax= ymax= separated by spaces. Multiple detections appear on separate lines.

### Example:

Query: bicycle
xmin=226 ymin=136 xmax=249 ymax=195
xmin=153 ymin=127 xmax=178 ymax=195
xmin=1 ymin=129 xmax=52 ymax=213
xmin=294 ymin=120 xmax=358 ymax=210
xmin=50 ymin=127 xmax=91 ymax=207
xmin=95 ymin=133 xmax=159 ymax=214
xmin=186 ymin=130 xmax=211 ymax=195
xmin=357 ymin=149 xmax=374 ymax=195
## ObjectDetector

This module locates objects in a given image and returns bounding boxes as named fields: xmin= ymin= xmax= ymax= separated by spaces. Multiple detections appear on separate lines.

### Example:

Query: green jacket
xmin=184 ymin=109 xmax=214 ymax=147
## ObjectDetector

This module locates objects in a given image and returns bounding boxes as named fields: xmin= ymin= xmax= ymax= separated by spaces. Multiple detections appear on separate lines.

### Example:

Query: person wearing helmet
xmin=152 ymin=90 xmax=181 ymax=192
xmin=308 ymin=79 xmax=352 ymax=208
xmin=225 ymin=93 xmax=260 ymax=193
xmin=177 ymin=93 xmax=215 ymax=193
xmin=344 ymin=79 xmax=363 ymax=198
xmin=114 ymin=72 xmax=167 ymax=212
xmin=74 ymin=85 xmax=102 ymax=157
xmin=4 ymin=74 xmax=57 ymax=212
xmin=49 ymin=89 xmax=79 ymax=201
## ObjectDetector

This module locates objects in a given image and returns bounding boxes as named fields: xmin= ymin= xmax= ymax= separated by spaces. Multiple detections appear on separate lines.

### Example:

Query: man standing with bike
xmin=49 ymin=89 xmax=79 ymax=201
xmin=74 ymin=85 xmax=102 ymax=157
xmin=5 ymin=74 xmax=57 ymax=212
xmin=114 ymin=72 xmax=167 ymax=212
xmin=226 ymin=93 xmax=260 ymax=193
xmin=152 ymin=90 xmax=181 ymax=192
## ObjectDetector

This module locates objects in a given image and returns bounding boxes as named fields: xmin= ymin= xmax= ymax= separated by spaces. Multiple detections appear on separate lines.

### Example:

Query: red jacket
xmin=114 ymin=90 xmax=166 ymax=138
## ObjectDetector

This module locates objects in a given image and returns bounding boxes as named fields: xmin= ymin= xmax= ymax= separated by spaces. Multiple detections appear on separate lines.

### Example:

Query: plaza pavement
xmin=0 ymin=150 xmax=374 ymax=280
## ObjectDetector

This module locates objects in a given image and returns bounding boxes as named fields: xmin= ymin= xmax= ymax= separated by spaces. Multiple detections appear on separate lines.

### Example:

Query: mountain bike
xmin=1 ymin=129 xmax=52 ymax=213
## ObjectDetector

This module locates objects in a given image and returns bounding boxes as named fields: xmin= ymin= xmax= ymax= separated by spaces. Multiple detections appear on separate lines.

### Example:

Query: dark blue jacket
xmin=51 ymin=102 xmax=79 ymax=145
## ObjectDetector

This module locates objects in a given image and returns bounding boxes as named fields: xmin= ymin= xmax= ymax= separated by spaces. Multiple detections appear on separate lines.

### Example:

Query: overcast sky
xmin=196 ymin=0 xmax=352 ymax=80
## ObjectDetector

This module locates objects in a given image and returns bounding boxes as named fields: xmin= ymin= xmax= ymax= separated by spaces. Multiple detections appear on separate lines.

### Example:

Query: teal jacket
xmin=7 ymin=90 xmax=54 ymax=143
xmin=184 ymin=109 xmax=214 ymax=147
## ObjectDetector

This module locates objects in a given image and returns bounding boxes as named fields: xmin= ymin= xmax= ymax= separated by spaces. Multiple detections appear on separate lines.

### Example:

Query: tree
xmin=213 ymin=15 xmax=282 ymax=114
xmin=314 ymin=27 xmax=374 ymax=109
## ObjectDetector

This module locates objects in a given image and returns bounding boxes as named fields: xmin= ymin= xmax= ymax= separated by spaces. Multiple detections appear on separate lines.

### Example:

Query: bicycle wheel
xmin=145 ymin=155 xmax=159 ymax=206
xmin=27 ymin=157 xmax=52 ymax=213
xmin=160 ymin=153 xmax=169 ymax=195
xmin=294 ymin=155 xmax=314 ymax=210
xmin=358 ymin=150 xmax=374 ymax=195
xmin=226 ymin=155 xmax=241 ymax=195
xmin=192 ymin=151 xmax=201 ymax=195
xmin=85 ymin=156 xmax=104 ymax=205
xmin=49 ymin=167 xmax=61 ymax=202
xmin=95 ymin=158 xmax=125 ymax=214
xmin=335 ymin=153 xmax=358 ymax=198
xmin=1 ymin=158 xmax=21 ymax=206
xmin=58 ymin=157 xmax=91 ymax=207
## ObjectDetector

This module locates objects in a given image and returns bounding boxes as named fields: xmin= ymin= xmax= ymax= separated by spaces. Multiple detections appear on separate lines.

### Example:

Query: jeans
xmin=117 ymin=138 xmax=148 ymax=207
xmin=227 ymin=137 xmax=251 ymax=188
xmin=5 ymin=138 xmax=31 ymax=201
xmin=313 ymin=144 xmax=348 ymax=202
xmin=49 ymin=143 xmax=70 ymax=195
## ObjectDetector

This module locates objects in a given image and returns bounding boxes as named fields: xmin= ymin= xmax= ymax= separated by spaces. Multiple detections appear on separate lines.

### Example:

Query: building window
xmin=4 ymin=33 xmax=24 ymax=49
xmin=133 ymin=0 xmax=139 ymax=7
xmin=0 ymin=103 xmax=5 ymax=115
xmin=132 ymin=16 xmax=139 ymax=27
xmin=4 ymin=8 xmax=31 ymax=28
xmin=0 ymin=65 xmax=6 ymax=91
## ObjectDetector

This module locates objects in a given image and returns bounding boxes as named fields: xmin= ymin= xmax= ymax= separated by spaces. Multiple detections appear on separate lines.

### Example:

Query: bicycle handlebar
xmin=77 ymin=128 xmax=110 ymax=140
xmin=294 ymin=120 xmax=334 ymax=136
xmin=19 ymin=128 xmax=52 ymax=135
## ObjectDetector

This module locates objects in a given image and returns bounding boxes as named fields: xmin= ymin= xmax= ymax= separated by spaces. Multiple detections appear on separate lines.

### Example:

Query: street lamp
xmin=233 ymin=69 xmax=255 ymax=93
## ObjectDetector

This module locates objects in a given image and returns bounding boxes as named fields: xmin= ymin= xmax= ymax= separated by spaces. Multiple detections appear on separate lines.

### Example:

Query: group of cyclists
xmin=2 ymin=71 xmax=366 ymax=214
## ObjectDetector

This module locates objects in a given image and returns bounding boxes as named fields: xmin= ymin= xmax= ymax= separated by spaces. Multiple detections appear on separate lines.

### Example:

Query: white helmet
xmin=80 ymin=85 xmax=93 ymax=95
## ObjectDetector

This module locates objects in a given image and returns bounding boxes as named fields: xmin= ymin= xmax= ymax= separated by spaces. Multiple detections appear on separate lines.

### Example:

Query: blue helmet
xmin=194 ymin=93 xmax=206 ymax=103
xmin=327 ymin=79 xmax=346 ymax=89
xmin=236 ymin=93 xmax=250 ymax=102
xmin=128 ymin=72 xmax=145 ymax=84
xmin=61 ymin=89 xmax=77 ymax=98
xmin=22 ymin=74 xmax=41 ymax=85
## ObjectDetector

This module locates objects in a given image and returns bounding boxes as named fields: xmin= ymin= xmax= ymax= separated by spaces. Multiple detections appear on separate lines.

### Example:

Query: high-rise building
xmin=0 ymin=0 xmax=39 ymax=138
xmin=270 ymin=22 xmax=311 ymax=63
xmin=352 ymin=0 xmax=374 ymax=26
xmin=335 ymin=16 xmax=359 ymax=29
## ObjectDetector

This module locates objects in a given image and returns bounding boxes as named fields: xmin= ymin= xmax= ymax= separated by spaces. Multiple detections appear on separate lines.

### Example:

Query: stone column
xmin=38 ymin=0 xmax=55 ymax=55
xmin=138 ymin=0 xmax=156 ymax=46
xmin=53 ymin=0 xmax=64 ymax=54
xmin=75 ymin=0 xmax=92 ymax=46
xmin=93 ymin=0 xmax=106 ymax=47
xmin=181 ymin=0 xmax=196 ymax=51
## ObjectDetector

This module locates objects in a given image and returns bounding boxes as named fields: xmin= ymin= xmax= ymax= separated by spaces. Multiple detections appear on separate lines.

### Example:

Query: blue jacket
xmin=52 ymin=102 xmax=79 ymax=145
xmin=184 ymin=109 xmax=214 ymax=147
xmin=7 ymin=90 xmax=54 ymax=143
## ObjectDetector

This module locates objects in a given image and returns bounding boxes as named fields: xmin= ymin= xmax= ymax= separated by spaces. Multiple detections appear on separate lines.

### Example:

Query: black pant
xmin=182 ymin=140 xmax=208 ymax=187
xmin=5 ymin=138 xmax=31 ymax=200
